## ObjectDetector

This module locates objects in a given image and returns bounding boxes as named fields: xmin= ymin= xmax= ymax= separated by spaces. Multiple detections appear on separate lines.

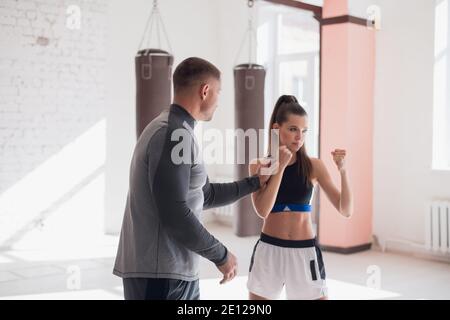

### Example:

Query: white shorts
xmin=247 ymin=233 xmax=328 ymax=300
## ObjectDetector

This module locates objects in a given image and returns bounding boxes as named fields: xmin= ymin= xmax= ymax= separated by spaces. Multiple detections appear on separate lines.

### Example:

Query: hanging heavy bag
xmin=135 ymin=0 xmax=173 ymax=138
xmin=135 ymin=49 xmax=173 ymax=137
xmin=234 ymin=63 xmax=266 ymax=237
xmin=233 ymin=0 xmax=267 ymax=237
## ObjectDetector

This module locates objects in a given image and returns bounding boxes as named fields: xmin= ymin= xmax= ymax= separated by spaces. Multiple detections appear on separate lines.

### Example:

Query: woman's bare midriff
xmin=262 ymin=212 xmax=315 ymax=240
xmin=260 ymin=174 xmax=318 ymax=241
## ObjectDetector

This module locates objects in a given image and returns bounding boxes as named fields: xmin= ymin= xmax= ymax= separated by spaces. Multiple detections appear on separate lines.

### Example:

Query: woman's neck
xmin=287 ymin=154 xmax=297 ymax=166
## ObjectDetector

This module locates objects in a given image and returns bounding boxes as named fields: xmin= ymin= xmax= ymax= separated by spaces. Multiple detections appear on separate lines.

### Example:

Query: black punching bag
xmin=234 ymin=63 xmax=266 ymax=237
xmin=135 ymin=49 xmax=174 ymax=138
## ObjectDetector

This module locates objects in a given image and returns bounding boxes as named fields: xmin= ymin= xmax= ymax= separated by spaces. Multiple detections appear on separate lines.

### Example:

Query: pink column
xmin=322 ymin=0 xmax=348 ymax=18
xmin=319 ymin=0 xmax=376 ymax=252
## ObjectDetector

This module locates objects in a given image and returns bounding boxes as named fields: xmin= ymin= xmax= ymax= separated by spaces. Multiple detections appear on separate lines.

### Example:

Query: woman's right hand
xmin=277 ymin=145 xmax=293 ymax=170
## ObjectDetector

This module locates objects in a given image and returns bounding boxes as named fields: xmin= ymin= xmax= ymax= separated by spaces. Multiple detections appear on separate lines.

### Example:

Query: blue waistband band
xmin=271 ymin=204 xmax=312 ymax=213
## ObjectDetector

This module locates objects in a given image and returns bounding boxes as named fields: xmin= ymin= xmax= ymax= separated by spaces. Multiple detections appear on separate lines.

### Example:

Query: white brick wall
xmin=0 ymin=0 xmax=107 ymax=195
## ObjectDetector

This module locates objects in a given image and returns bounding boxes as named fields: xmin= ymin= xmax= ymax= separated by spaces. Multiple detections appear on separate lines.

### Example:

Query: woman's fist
xmin=332 ymin=149 xmax=346 ymax=171
xmin=278 ymin=146 xmax=293 ymax=169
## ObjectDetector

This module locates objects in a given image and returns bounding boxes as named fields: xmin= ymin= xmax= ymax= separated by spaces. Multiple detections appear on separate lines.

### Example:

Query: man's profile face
xmin=199 ymin=78 xmax=221 ymax=121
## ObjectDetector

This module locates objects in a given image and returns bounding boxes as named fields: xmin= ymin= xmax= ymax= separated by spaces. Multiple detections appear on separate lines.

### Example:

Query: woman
xmin=247 ymin=95 xmax=353 ymax=300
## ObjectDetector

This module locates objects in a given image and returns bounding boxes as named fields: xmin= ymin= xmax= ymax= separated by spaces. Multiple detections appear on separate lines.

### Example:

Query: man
xmin=113 ymin=57 xmax=268 ymax=300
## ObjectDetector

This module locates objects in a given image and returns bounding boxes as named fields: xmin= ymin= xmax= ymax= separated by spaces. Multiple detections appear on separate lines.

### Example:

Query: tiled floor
xmin=0 ymin=221 xmax=449 ymax=300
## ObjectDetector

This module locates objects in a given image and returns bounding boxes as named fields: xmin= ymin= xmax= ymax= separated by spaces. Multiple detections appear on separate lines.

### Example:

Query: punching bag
xmin=135 ymin=49 xmax=174 ymax=138
xmin=234 ymin=63 xmax=266 ymax=237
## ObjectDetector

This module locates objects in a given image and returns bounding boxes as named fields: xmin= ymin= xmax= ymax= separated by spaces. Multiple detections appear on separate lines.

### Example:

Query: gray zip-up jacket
xmin=113 ymin=104 xmax=261 ymax=281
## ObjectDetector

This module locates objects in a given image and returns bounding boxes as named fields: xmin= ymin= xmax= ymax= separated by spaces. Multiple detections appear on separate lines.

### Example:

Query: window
xmin=257 ymin=4 xmax=320 ymax=157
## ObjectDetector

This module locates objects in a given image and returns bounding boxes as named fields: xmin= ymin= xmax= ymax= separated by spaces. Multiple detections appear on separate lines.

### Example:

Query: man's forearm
xmin=203 ymin=175 xmax=260 ymax=210
xmin=156 ymin=199 xmax=228 ymax=264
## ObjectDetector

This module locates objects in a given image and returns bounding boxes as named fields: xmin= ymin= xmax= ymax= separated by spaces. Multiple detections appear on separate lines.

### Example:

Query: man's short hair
xmin=173 ymin=57 xmax=221 ymax=93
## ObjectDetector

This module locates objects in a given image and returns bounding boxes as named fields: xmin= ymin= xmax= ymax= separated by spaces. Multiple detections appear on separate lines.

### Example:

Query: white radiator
xmin=426 ymin=202 xmax=450 ymax=253
xmin=203 ymin=176 xmax=234 ymax=227
xmin=211 ymin=202 xmax=234 ymax=217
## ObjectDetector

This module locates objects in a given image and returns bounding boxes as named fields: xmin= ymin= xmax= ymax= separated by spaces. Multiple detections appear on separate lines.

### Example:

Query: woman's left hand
xmin=331 ymin=149 xmax=347 ymax=171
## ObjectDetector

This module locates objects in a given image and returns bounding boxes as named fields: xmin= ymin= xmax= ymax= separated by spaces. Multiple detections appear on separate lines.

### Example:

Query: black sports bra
xmin=271 ymin=160 xmax=314 ymax=213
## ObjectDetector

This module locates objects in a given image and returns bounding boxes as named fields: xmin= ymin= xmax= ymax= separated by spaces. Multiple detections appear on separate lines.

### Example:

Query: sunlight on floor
xmin=200 ymin=276 xmax=401 ymax=300
xmin=0 ymin=120 xmax=106 ymax=250
xmin=1 ymin=288 xmax=123 ymax=300
xmin=1 ymin=276 xmax=401 ymax=300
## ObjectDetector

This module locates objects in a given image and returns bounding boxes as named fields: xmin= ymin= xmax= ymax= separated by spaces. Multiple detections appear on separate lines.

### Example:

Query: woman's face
xmin=272 ymin=114 xmax=308 ymax=153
